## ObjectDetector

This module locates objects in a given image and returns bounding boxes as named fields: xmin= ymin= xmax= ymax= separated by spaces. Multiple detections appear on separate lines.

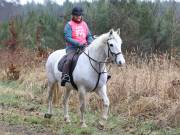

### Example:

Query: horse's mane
xmin=87 ymin=33 xmax=108 ymax=50
xmin=87 ymin=30 xmax=121 ymax=51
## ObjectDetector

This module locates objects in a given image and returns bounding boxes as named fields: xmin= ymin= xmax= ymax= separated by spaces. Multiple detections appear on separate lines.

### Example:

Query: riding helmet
xmin=72 ymin=6 xmax=83 ymax=16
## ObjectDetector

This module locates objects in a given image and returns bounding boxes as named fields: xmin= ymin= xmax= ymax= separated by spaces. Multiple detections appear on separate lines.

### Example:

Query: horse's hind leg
xmin=63 ymin=88 xmax=71 ymax=123
xmin=44 ymin=81 xmax=55 ymax=119
xmin=96 ymin=85 xmax=109 ymax=120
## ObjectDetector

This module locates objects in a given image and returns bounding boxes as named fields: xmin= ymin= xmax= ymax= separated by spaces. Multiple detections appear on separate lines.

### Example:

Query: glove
xmin=79 ymin=43 xmax=88 ymax=46
xmin=83 ymin=43 xmax=88 ymax=46
xmin=77 ymin=43 xmax=88 ymax=49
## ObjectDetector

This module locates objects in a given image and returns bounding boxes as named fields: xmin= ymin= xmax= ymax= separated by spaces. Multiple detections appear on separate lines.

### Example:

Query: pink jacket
xmin=69 ymin=20 xmax=88 ymax=45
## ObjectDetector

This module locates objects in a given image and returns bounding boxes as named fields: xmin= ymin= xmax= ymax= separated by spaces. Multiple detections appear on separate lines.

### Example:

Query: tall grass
xmin=107 ymin=53 xmax=180 ymax=127
xmin=0 ymin=49 xmax=180 ymax=127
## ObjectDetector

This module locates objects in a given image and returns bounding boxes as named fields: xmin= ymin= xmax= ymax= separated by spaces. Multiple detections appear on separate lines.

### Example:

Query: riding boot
xmin=61 ymin=60 xmax=71 ymax=86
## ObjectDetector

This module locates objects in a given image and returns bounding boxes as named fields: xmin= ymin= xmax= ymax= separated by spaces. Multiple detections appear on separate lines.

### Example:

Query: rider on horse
xmin=61 ymin=6 xmax=93 ymax=86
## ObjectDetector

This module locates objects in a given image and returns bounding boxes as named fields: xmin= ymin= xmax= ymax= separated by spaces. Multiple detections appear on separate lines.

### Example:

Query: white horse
xmin=45 ymin=28 xmax=125 ymax=127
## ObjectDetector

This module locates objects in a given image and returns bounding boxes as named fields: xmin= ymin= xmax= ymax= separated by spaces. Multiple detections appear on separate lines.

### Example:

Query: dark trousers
xmin=62 ymin=49 xmax=76 ymax=76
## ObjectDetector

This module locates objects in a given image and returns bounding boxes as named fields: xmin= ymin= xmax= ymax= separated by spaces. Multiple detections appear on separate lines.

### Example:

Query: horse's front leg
xmin=96 ymin=85 xmax=109 ymax=120
xmin=78 ymin=87 xmax=87 ymax=127
xmin=63 ymin=88 xmax=71 ymax=123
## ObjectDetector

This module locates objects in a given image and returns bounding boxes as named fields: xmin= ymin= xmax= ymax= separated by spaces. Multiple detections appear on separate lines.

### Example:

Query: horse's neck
xmin=85 ymin=34 xmax=108 ymax=70
xmin=86 ymin=34 xmax=107 ymax=62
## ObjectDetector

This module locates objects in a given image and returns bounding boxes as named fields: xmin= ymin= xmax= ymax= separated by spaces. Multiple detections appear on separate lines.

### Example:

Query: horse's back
xmin=46 ymin=49 xmax=66 ymax=82
xmin=46 ymin=49 xmax=66 ymax=65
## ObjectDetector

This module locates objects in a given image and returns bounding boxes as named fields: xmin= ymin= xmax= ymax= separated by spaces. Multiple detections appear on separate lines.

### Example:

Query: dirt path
xmin=0 ymin=122 xmax=57 ymax=135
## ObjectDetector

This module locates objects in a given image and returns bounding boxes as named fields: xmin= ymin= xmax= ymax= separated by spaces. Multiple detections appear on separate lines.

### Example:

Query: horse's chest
xmin=73 ymin=57 xmax=107 ymax=90
xmin=74 ymin=72 xmax=107 ymax=90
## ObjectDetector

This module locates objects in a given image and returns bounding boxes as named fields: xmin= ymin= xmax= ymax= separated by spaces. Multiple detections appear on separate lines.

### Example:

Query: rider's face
xmin=73 ymin=15 xmax=82 ymax=22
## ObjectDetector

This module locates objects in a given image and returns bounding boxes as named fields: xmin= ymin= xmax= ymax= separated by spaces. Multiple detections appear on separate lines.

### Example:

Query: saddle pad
xmin=58 ymin=55 xmax=67 ymax=72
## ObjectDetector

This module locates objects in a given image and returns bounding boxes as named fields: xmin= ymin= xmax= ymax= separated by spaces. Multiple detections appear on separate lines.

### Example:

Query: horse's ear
xmin=109 ymin=29 xmax=114 ymax=35
xmin=93 ymin=35 xmax=99 ymax=39
xmin=117 ymin=28 xmax=120 ymax=35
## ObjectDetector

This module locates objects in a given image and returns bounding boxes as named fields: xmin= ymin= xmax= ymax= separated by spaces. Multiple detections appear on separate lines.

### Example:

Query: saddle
xmin=58 ymin=52 xmax=81 ymax=90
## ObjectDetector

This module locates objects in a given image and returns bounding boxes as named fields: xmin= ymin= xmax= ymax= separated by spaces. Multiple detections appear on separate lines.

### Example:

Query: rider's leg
xmin=61 ymin=60 xmax=71 ymax=86
xmin=61 ymin=50 xmax=76 ymax=86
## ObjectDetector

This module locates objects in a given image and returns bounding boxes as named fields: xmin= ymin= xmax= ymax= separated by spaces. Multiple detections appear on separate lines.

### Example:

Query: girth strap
xmin=86 ymin=51 xmax=107 ymax=91
xmin=94 ymin=73 xmax=101 ymax=91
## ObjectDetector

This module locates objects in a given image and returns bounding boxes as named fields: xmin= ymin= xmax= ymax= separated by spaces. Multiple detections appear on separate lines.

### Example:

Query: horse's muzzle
xmin=117 ymin=60 xmax=125 ymax=66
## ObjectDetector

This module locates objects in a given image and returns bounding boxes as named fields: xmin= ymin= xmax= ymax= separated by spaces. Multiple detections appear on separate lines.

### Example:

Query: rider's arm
xmin=87 ymin=30 xmax=93 ymax=45
xmin=64 ymin=23 xmax=80 ymax=46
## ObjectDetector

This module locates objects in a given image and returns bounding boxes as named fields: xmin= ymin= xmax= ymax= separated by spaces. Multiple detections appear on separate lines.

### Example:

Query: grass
xmin=0 ymin=81 xmax=19 ymax=89
xmin=0 ymin=50 xmax=180 ymax=134
xmin=0 ymin=80 xmax=127 ymax=134
xmin=0 ymin=81 xmax=144 ymax=134
xmin=0 ymin=79 xmax=180 ymax=135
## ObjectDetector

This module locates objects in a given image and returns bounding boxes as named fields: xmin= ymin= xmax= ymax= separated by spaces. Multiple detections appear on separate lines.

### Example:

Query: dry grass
xmin=107 ymin=54 xmax=180 ymax=127
xmin=0 ymin=49 xmax=180 ymax=127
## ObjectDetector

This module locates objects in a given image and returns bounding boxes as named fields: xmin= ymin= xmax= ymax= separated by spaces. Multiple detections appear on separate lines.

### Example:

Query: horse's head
xmin=105 ymin=28 xmax=125 ymax=66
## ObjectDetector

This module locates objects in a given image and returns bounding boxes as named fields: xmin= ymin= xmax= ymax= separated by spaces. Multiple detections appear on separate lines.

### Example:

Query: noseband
xmin=107 ymin=38 xmax=122 ymax=62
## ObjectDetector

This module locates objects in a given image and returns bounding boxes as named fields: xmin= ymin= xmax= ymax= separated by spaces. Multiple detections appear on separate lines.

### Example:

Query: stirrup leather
xmin=62 ymin=74 xmax=70 ymax=82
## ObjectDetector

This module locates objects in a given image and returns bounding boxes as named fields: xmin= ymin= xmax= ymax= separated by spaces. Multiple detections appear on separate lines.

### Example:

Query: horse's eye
xmin=109 ymin=44 xmax=113 ymax=47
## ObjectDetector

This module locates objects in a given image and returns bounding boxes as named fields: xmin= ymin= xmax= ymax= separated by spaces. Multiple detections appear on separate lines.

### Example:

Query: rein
xmin=83 ymin=50 xmax=109 ymax=91
xmin=82 ymin=38 xmax=121 ymax=91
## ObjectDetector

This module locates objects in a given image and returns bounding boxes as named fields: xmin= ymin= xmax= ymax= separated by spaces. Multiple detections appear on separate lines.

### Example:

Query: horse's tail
xmin=52 ymin=82 xmax=62 ymax=105
xmin=45 ymin=49 xmax=66 ymax=105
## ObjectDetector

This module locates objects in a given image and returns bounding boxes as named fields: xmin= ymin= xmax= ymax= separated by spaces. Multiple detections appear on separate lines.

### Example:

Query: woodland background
xmin=0 ymin=0 xmax=180 ymax=56
xmin=0 ymin=0 xmax=180 ymax=135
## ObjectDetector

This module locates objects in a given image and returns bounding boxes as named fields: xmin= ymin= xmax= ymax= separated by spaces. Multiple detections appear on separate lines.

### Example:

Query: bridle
xmin=107 ymin=37 xmax=122 ymax=63
xmin=82 ymin=37 xmax=122 ymax=91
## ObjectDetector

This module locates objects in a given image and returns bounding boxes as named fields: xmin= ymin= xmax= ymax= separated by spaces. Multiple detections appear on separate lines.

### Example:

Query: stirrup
xmin=61 ymin=74 xmax=70 ymax=86
xmin=62 ymin=74 xmax=70 ymax=81
xmin=64 ymin=74 xmax=70 ymax=79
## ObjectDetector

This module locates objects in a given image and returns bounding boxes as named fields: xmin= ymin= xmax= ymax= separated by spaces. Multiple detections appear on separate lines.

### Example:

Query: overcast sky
xmin=6 ymin=0 xmax=93 ymax=5
xmin=5 ymin=0 xmax=180 ymax=5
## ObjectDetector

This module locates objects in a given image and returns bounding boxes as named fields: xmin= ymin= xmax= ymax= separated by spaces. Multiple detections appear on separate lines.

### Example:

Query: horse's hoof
xmin=97 ymin=120 xmax=105 ymax=130
xmin=64 ymin=117 xmax=71 ymax=123
xmin=102 ymin=115 xmax=108 ymax=120
xmin=80 ymin=122 xmax=87 ymax=128
xmin=44 ymin=113 xmax=52 ymax=119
